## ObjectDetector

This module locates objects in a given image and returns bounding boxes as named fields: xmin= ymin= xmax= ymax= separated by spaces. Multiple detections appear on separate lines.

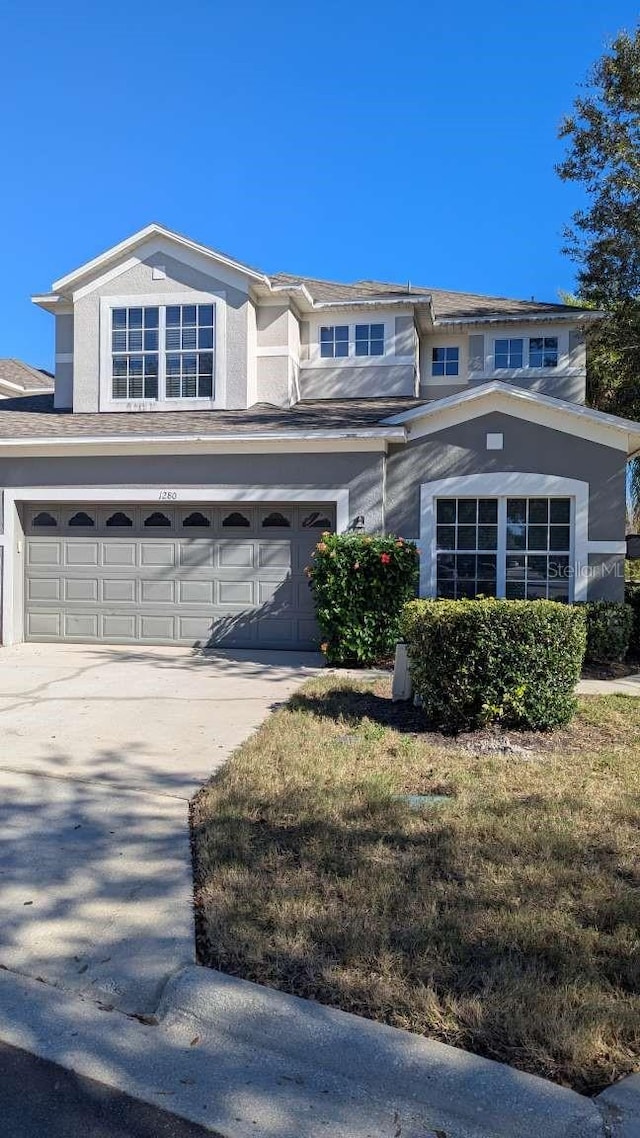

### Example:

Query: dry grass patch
xmin=191 ymin=677 xmax=640 ymax=1094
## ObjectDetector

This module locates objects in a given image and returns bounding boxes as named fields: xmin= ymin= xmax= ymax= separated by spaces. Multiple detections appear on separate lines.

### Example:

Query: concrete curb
xmin=0 ymin=963 xmax=632 ymax=1138
xmin=157 ymin=965 xmax=605 ymax=1138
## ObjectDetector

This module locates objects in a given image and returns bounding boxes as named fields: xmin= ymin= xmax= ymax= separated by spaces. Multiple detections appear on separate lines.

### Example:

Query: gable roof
xmin=0 ymin=360 xmax=54 ymax=396
xmin=383 ymin=380 xmax=640 ymax=455
xmin=48 ymin=224 xmax=269 ymax=296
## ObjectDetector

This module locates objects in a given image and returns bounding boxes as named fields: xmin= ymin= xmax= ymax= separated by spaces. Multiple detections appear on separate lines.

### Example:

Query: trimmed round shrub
xmin=307 ymin=533 xmax=419 ymax=666
xmin=583 ymin=600 xmax=633 ymax=664
xmin=400 ymin=598 xmax=586 ymax=732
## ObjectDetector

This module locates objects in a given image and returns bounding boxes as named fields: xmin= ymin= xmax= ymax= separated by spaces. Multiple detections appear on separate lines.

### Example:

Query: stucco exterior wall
xmin=299 ymin=364 xmax=415 ymax=400
xmin=54 ymin=314 xmax=74 ymax=409
xmin=0 ymin=451 xmax=385 ymax=533
xmin=420 ymin=374 xmax=586 ymax=403
xmin=72 ymin=251 xmax=250 ymax=412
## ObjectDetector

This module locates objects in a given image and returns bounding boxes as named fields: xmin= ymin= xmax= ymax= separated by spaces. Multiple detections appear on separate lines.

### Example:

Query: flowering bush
xmin=306 ymin=532 xmax=419 ymax=665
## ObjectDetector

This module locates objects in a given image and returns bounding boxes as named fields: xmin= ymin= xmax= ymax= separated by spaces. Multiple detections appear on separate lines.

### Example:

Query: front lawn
xmin=191 ymin=677 xmax=640 ymax=1094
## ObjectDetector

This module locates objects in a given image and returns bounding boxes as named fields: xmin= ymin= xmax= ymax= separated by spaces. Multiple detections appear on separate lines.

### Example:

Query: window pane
xmin=507 ymin=525 xmax=526 ymax=550
xmin=436 ymin=553 xmax=455 ymax=578
xmin=320 ymin=342 xmax=333 ymax=358
xmin=335 ymin=340 xmax=349 ymax=357
xmin=506 ymin=556 xmax=526 ymax=579
xmin=198 ymin=305 xmax=214 ymax=325
xmin=198 ymin=327 xmax=214 ymax=349
xmin=478 ymin=499 xmax=498 ymax=523
xmin=507 ymin=498 xmax=526 ymax=524
xmin=477 ymin=554 xmax=497 ymax=578
xmin=335 ymin=326 xmax=349 ymax=342
xmin=445 ymin=359 xmax=459 ymax=375
xmin=437 ymin=500 xmax=456 ymax=524
xmin=198 ymin=374 xmax=213 ymax=398
xmin=182 ymin=305 xmax=197 ymax=325
xmin=166 ymin=306 xmax=181 ymax=326
xmin=320 ymin=327 xmax=332 ymax=342
xmin=145 ymin=307 xmax=159 ymax=328
xmin=528 ymin=526 xmax=549 ymax=550
xmin=129 ymin=308 xmax=143 ymax=328
xmin=526 ymin=583 xmax=548 ymax=600
xmin=371 ymin=324 xmax=384 ymax=339
xmin=436 ymin=525 xmax=456 ymax=550
xmin=432 ymin=360 xmax=445 ymax=375
xmin=528 ymin=499 xmax=549 ymax=524
xmin=457 ymin=555 xmax=476 ymax=579
xmin=550 ymin=526 xmax=570 ymax=551
xmin=166 ymin=326 xmax=181 ymax=349
xmin=112 ymin=309 xmax=127 ymax=329
xmin=511 ymin=342 xmax=523 ymax=368
xmin=370 ymin=339 xmax=385 ymax=356
xmin=432 ymin=348 xmax=445 ymax=362
xmin=495 ymin=339 xmax=508 ymax=367
xmin=129 ymin=330 xmax=142 ymax=351
xmin=550 ymin=499 xmax=570 ymax=524
xmin=528 ymin=555 xmax=548 ymax=579
xmin=478 ymin=525 xmax=497 ymax=550
xmin=355 ymin=325 xmax=368 ymax=341
xmin=458 ymin=500 xmax=477 ymax=524
xmin=477 ymin=580 xmax=497 ymax=597
xmin=457 ymin=527 xmax=476 ymax=550
xmin=144 ymin=375 xmax=158 ymax=399
xmin=112 ymin=330 xmax=127 ymax=352
xmin=506 ymin=582 xmax=526 ymax=599
xmin=355 ymin=340 xmax=369 ymax=357
xmin=182 ymin=327 xmax=197 ymax=350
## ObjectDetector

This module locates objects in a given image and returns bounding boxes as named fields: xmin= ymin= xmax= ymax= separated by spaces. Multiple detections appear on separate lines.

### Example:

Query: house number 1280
xmin=159 ymin=490 xmax=177 ymax=500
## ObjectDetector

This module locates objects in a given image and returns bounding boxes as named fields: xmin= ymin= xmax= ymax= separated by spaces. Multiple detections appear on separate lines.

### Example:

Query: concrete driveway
xmin=0 ymin=643 xmax=318 ymax=1014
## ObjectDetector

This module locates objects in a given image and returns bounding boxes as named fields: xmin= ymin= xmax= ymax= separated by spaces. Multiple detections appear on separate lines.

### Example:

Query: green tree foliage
xmin=557 ymin=27 xmax=640 ymax=516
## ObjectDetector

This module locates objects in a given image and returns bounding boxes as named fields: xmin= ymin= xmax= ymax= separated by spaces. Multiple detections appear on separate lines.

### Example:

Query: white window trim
xmin=0 ymin=486 xmax=350 ymax=646
xmin=419 ymin=473 xmax=623 ymax=603
xmin=99 ymin=292 xmax=227 ymax=412
xmin=430 ymin=344 xmax=461 ymax=380
xmin=303 ymin=316 xmax=414 ymax=369
xmin=490 ymin=331 xmax=563 ymax=374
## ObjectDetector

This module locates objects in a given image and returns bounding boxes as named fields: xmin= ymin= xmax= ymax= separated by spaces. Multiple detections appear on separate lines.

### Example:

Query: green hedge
xmin=400 ymin=598 xmax=586 ymax=732
xmin=583 ymin=601 xmax=633 ymax=664
xmin=307 ymin=532 xmax=419 ymax=666
xmin=624 ymin=583 xmax=640 ymax=659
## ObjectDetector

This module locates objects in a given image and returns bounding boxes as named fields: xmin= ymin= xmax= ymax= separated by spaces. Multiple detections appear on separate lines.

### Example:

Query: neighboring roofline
xmin=383 ymin=380 xmax=640 ymax=435
xmin=50 ymin=224 xmax=270 ymax=294
xmin=433 ymin=310 xmax=603 ymax=327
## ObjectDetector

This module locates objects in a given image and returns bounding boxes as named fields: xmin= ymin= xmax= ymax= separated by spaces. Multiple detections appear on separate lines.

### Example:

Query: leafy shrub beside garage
xmin=307 ymin=533 xmax=419 ymax=666
xmin=400 ymin=597 xmax=586 ymax=731
xmin=583 ymin=600 xmax=633 ymax=664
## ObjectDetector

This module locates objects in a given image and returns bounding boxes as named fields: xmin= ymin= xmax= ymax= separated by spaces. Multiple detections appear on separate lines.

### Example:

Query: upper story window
xmin=355 ymin=323 xmax=384 ymax=357
xmin=319 ymin=323 xmax=385 ymax=359
xmin=432 ymin=346 xmax=459 ymax=376
xmin=494 ymin=338 xmax=524 ymax=369
xmin=494 ymin=336 xmax=559 ymax=370
xmin=320 ymin=325 xmax=349 ymax=358
xmin=528 ymin=336 xmax=558 ymax=368
xmin=111 ymin=303 xmax=215 ymax=401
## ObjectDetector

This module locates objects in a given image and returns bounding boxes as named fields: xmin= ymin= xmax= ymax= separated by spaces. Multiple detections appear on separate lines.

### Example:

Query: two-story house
xmin=0 ymin=223 xmax=637 ymax=649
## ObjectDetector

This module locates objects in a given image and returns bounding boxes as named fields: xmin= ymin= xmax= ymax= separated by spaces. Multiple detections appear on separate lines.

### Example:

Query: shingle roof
xmin=0 ymin=394 xmax=420 ymax=439
xmin=0 ymin=359 xmax=54 ymax=395
xmin=269 ymin=273 xmax=586 ymax=320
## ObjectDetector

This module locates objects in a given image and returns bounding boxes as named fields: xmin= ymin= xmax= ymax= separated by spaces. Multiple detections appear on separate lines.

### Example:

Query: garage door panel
xmin=103 ymin=542 xmax=137 ymax=566
xmin=64 ymin=578 xmax=99 ymax=601
xmin=218 ymin=580 xmax=253 ymax=605
xmin=140 ymin=579 xmax=174 ymax=603
xmin=25 ymin=501 xmax=334 ymax=648
xmin=103 ymin=579 xmax=136 ymax=602
xmin=179 ymin=543 xmax=215 ymax=568
xmin=102 ymin=614 xmax=137 ymax=639
xmin=64 ymin=613 xmax=99 ymax=638
xmin=28 ymin=542 xmax=61 ymax=566
xmin=140 ymin=543 xmax=174 ymax=567
xmin=27 ymin=578 xmax=60 ymax=601
xmin=218 ymin=543 xmax=254 ymax=568
xmin=65 ymin=543 xmax=99 ymax=566
xmin=178 ymin=580 xmax=213 ymax=604
xmin=258 ymin=543 xmax=291 ymax=569
xmin=27 ymin=612 xmax=61 ymax=637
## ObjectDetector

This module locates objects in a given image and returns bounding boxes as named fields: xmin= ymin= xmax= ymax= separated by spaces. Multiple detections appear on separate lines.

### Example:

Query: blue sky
xmin=1 ymin=0 xmax=638 ymax=370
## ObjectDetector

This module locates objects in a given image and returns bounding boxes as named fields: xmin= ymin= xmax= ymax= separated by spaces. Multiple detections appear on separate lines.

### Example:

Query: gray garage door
xmin=24 ymin=501 xmax=335 ymax=648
